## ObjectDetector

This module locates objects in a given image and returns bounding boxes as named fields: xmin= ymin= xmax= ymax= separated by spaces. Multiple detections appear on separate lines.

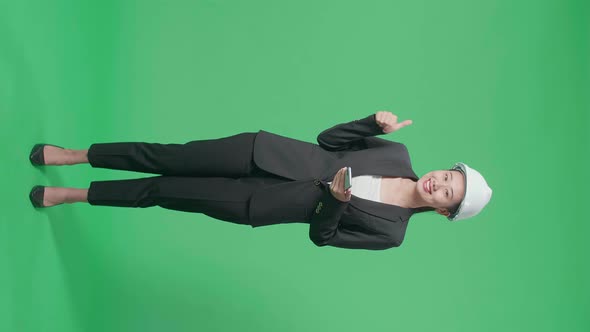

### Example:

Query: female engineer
xmin=28 ymin=111 xmax=492 ymax=250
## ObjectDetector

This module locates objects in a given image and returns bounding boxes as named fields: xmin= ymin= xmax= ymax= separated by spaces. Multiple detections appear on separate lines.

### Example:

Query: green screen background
xmin=2 ymin=1 xmax=588 ymax=331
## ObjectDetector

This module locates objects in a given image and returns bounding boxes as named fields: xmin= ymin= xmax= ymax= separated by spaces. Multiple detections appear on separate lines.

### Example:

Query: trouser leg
xmin=87 ymin=132 xmax=261 ymax=177
xmin=87 ymin=175 xmax=289 ymax=225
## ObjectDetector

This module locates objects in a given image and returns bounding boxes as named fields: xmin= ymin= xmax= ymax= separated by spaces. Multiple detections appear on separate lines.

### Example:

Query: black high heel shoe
xmin=29 ymin=185 xmax=47 ymax=208
xmin=29 ymin=144 xmax=65 ymax=166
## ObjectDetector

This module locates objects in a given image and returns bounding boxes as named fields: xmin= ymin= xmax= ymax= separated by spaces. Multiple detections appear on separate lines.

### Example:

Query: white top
xmin=328 ymin=175 xmax=382 ymax=203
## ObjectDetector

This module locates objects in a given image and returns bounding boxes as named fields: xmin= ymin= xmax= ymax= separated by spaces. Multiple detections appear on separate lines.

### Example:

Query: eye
xmin=445 ymin=174 xmax=448 ymax=181
xmin=445 ymin=190 xmax=449 ymax=197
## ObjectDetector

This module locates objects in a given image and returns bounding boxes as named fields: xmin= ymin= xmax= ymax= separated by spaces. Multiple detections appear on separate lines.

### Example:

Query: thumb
xmin=397 ymin=119 xmax=413 ymax=129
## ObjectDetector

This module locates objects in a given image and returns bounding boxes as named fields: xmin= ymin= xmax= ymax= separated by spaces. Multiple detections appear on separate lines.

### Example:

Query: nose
xmin=433 ymin=179 xmax=448 ymax=191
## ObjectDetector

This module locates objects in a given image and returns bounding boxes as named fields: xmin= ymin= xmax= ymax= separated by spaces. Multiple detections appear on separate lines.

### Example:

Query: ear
xmin=435 ymin=208 xmax=450 ymax=217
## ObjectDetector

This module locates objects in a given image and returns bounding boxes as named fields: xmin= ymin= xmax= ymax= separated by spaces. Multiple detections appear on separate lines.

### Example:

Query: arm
xmin=317 ymin=113 xmax=395 ymax=151
xmin=308 ymin=183 xmax=400 ymax=250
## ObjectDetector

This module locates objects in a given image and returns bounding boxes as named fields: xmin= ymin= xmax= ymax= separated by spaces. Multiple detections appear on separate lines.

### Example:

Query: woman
xmin=29 ymin=111 xmax=492 ymax=250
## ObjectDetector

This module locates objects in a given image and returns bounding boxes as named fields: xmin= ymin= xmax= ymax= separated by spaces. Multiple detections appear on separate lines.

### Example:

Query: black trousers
xmin=86 ymin=132 xmax=297 ymax=227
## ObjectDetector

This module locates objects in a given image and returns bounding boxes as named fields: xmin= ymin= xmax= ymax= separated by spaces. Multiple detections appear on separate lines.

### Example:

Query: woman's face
xmin=417 ymin=170 xmax=466 ymax=216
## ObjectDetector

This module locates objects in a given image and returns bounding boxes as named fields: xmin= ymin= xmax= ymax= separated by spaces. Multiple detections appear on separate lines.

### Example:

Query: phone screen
xmin=344 ymin=167 xmax=352 ymax=190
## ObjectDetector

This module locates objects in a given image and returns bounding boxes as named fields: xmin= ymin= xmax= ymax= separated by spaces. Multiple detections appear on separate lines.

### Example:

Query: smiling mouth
xmin=423 ymin=178 xmax=432 ymax=194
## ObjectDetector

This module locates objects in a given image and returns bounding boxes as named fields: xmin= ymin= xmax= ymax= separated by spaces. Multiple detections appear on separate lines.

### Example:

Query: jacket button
xmin=313 ymin=179 xmax=321 ymax=186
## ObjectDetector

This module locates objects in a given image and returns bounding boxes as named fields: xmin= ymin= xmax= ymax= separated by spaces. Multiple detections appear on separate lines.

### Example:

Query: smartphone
xmin=344 ymin=167 xmax=352 ymax=190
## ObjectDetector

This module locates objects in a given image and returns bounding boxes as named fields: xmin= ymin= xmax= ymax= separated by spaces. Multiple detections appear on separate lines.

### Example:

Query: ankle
xmin=63 ymin=188 xmax=89 ymax=203
xmin=67 ymin=149 xmax=89 ymax=165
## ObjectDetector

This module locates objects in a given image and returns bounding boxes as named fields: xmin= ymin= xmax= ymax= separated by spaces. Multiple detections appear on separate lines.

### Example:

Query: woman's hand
xmin=329 ymin=167 xmax=352 ymax=202
xmin=375 ymin=111 xmax=413 ymax=134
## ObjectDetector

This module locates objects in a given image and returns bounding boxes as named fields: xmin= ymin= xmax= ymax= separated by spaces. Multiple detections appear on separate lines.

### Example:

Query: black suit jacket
xmin=248 ymin=113 xmax=420 ymax=250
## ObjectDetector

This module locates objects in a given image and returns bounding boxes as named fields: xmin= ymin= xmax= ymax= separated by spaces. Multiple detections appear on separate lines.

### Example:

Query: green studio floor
xmin=1 ymin=1 xmax=588 ymax=331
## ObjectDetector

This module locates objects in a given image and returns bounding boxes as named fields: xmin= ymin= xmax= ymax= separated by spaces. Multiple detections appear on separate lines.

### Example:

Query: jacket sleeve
xmin=308 ymin=185 xmax=400 ymax=250
xmin=317 ymin=113 xmax=396 ymax=151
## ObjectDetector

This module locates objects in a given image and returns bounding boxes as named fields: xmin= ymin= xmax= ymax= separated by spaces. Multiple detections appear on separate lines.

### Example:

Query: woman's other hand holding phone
xmin=330 ymin=167 xmax=352 ymax=202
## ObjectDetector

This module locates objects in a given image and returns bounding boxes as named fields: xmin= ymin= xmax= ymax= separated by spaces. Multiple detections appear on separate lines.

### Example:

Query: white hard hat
xmin=448 ymin=162 xmax=492 ymax=221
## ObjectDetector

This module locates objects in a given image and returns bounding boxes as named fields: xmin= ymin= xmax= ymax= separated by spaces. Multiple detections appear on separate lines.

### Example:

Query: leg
xmin=41 ymin=187 xmax=89 ymax=207
xmin=41 ymin=146 xmax=88 ymax=165
xmin=85 ymin=175 xmax=289 ymax=225
xmin=86 ymin=132 xmax=260 ymax=177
